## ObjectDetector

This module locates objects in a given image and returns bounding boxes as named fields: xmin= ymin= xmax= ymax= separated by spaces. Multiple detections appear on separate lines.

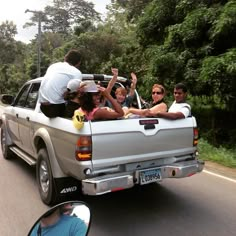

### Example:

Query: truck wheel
xmin=36 ymin=148 xmax=57 ymax=205
xmin=1 ymin=128 xmax=14 ymax=159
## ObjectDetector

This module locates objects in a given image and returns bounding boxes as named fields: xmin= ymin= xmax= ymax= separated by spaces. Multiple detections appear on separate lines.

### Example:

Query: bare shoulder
xmin=150 ymin=102 xmax=167 ymax=113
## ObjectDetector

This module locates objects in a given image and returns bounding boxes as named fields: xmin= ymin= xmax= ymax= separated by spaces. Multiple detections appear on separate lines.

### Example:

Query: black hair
xmin=78 ymin=92 xmax=96 ymax=113
xmin=175 ymin=83 xmax=188 ymax=93
xmin=64 ymin=49 xmax=81 ymax=66
xmin=64 ymin=90 xmax=78 ymax=101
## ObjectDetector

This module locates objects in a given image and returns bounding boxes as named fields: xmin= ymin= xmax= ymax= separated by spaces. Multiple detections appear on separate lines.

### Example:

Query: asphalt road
xmin=0 ymin=148 xmax=236 ymax=236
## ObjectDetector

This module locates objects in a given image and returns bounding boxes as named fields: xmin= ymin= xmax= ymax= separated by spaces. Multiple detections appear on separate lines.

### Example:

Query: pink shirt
xmin=78 ymin=107 xmax=99 ymax=120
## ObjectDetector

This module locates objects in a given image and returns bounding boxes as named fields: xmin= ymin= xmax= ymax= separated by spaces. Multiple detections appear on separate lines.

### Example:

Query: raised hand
xmin=111 ymin=68 xmax=118 ymax=77
xmin=130 ymin=72 xmax=137 ymax=86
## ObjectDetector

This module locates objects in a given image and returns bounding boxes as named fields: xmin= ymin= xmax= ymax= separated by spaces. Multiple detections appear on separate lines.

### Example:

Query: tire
xmin=1 ymin=127 xmax=14 ymax=160
xmin=36 ymin=148 xmax=58 ymax=205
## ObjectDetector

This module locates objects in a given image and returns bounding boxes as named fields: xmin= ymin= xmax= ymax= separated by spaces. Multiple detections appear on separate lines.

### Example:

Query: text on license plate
xmin=140 ymin=168 xmax=161 ymax=185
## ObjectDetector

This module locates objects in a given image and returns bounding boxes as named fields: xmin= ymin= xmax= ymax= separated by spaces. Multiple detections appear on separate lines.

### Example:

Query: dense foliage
xmin=0 ymin=0 xmax=235 ymax=147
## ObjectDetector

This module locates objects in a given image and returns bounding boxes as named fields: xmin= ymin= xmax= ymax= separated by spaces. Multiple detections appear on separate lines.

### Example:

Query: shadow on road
xmin=0 ymin=151 xmax=36 ymax=178
xmin=79 ymin=181 xmax=220 ymax=236
xmin=80 ymin=183 xmax=190 ymax=235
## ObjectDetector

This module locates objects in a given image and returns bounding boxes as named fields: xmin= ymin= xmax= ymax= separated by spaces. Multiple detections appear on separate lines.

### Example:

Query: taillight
xmin=76 ymin=136 xmax=92 ymax=161
xmin=193 ymin=128 xmax=198 ymax=146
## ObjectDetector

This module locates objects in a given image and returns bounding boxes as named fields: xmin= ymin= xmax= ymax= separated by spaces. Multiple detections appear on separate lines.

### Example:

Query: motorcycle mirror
xmin=28 ymin=201 xmax=91 ymax=236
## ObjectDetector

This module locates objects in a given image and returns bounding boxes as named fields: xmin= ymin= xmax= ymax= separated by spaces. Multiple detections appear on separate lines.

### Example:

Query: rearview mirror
xmin=28 ymin=201 xmax=91 ymax=236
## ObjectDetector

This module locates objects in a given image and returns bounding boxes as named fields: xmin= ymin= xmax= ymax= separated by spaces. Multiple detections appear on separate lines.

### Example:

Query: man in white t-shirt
xmin=39 ymin=49 xmax=82 ymax=118
xmin=146 ymin=83 xmax=191 ymax=119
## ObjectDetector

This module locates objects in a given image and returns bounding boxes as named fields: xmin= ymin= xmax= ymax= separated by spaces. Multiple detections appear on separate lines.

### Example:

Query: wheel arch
xmin=33 ymin=128 xmax=67 ymax=179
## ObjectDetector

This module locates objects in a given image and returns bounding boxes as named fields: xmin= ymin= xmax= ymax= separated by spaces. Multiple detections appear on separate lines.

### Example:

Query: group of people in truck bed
xmin=38 ymin=49 xmax=191 ymax=122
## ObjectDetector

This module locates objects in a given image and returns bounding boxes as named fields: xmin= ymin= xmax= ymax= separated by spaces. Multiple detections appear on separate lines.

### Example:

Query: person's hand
xmin=111 ymin=68 xmax=118 ymax=77
xmin=78 ymin=83 xmax=87 ymax=92
xmin=130 ymin=72 xmax=137 ymax=89
xmin=143 ymin=109 xmax=152 ymax=117
xmin=131 ymin=72 xmax=137 ymax=86
xmin=99 ymin=86 xmax=109 ymax=97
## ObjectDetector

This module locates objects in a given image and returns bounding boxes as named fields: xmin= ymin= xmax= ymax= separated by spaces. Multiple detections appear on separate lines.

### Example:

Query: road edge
xmin=204 ymin=160 xmax=236 ymax=180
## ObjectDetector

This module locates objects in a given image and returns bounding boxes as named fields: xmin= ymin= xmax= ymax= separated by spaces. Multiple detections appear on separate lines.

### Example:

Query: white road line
xmin=203 ymin=170 xmax=236 ymax=183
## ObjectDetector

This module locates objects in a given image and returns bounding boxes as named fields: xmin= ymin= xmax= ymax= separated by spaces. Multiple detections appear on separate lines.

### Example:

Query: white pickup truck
xmin=0 ymin=75 xmax=204 ymax=205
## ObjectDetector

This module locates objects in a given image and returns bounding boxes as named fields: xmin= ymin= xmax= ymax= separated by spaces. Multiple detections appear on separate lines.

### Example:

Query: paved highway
xmin=0 ymin=146 xmax=236 ymax=236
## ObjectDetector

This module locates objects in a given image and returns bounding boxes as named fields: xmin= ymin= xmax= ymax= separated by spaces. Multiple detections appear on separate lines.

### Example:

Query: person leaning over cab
xmin=145 ymin=83 xmax=191 ymax=119
xmin=38 ymin=49 xmax=82 ymax=118
xmin=127 ymin=83 xmax=167 ymax=117
xmin=76 ymin=81 xmax=124 ymax=121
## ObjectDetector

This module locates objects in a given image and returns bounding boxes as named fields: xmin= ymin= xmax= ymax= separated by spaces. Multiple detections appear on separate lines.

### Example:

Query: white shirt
xmin=39 ymin=62 xmax=82 ymax=104
xmin=168 ymin=101 xmax=191 ymax=118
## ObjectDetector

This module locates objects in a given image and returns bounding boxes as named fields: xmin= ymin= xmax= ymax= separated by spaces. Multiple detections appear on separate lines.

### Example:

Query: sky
xmin=0 ymin=0 xmax=111 ymax=43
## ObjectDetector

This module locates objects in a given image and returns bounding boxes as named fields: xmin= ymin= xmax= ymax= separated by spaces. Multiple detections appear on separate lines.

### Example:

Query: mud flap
xmin=54 ymin=177 xmax=83 ymax=201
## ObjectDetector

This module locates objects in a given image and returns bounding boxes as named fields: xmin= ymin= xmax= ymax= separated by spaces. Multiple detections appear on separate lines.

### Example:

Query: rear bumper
xmin=82 ymin=159 xmax=205 ymax=195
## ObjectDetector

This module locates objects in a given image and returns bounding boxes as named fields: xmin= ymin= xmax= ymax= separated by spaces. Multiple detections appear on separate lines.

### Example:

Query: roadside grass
xmin=198 ymin=138 xmax=236 ymax=168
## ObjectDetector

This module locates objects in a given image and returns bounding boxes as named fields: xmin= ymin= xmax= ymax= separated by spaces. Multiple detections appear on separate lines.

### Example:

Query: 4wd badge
xmin=60 ymin=186 xmax=77 ymax=194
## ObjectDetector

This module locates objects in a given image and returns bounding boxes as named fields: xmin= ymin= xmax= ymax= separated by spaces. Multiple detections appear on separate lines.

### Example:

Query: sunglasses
xmin=152 ymin=91 xmax=162 ymax=95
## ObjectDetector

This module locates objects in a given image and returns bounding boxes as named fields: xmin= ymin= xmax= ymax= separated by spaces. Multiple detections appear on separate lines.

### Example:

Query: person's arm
xmin=94 ymin=87 xmax=124 ymax=120
xmin=145 ymin=102 xmax=191 ymax=120
xmin=146 ymin=110 xmax=185 ymax=120
xmin=128 ymin=108 xmax=148 ymax=116
xmin=128 ymin=72 xmax=137 ymax=97
xmin=106 ymin=68 xmax=118 ymax=94
xmin=128 ymin=103 xmax=167 ymax=117
xmin=74 ymin=218 xmax=88 ymax=236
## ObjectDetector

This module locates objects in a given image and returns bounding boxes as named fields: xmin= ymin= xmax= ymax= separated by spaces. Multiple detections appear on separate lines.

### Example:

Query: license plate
xmin=140 ymin=168 xmax=161 ymax=185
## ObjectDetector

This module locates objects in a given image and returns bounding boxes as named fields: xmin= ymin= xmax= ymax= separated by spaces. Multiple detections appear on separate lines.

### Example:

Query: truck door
xmin=5 ymin=83 xmax=32 ymax=148
xmin=17 ymin=82 xmax=40 ymax=156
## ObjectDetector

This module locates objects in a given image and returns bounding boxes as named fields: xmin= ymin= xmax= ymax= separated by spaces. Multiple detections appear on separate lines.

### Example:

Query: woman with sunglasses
xmin=127 ymin=84 xmax=167 ymax=117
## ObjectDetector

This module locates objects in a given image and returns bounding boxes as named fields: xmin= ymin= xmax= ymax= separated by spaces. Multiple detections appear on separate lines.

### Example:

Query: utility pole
xmin=25 ymin=9 xmax=43 ymax=77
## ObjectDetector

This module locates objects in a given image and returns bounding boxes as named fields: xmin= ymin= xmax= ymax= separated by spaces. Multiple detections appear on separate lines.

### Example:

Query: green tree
xmin=110 ymin=0 xmax=152 ymax=22
xmin=135 ymin=0 xmax=236 ymax=146
xmin=136 ymin=0 xmax=177 ymax=46
xmin=24 ymin=0 xmax=100 ymax=35
xmin=0 ymin=21 xmax=29 ymax=94
xmin=200 ymin=48 xmax=236 ymax=111
xmin=0 ymin=21 xmax=18 ymax=64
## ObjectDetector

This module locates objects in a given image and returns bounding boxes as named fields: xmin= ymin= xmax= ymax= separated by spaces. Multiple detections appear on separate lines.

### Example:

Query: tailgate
xmin=90 ymin=117 xmax=197 ymax=167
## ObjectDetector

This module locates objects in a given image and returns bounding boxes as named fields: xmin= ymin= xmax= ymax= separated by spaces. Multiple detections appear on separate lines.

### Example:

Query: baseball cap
xmin=80 ymin=80 xmax=98 ymax=92
xmin=67 ymin=79 xmax=81 ymax=93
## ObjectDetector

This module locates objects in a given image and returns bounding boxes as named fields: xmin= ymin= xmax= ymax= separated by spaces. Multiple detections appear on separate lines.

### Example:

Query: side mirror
xmin=28 ymin=201 xmax=91 ymax=236
xmin=0 ymin=94 xmax=14 ymax=105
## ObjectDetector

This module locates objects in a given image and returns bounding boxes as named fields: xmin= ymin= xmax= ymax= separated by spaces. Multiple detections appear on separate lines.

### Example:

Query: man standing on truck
xmin=146 ymin=83 xmax=191 ymax=119
xmin=39 ymin=49 xmax=82 ymax=118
